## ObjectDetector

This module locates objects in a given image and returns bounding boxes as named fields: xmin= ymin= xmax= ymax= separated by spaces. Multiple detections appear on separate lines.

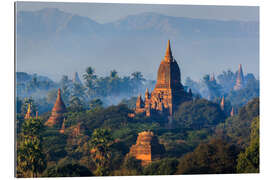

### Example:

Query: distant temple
xmin=134 ymin=40 xmax=192 ymax=117
xmin=220 ymin=96 xmax=225 ymax=111
xmin=72 ymin=72 xmax=82 ymax=85
xmin=210 ymin=73 xmax=216 ymax=82
xmin=45 ymin=88 xmax=67 ymax=127
xmin=234 ymin=64 xmax=245 ymax=91
xmin=127 ymin=131 xmax=165 ymax=166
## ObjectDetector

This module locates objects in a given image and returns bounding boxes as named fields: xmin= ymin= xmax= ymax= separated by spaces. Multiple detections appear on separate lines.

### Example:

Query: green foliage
xmin=219 ymin=98 xmax=259 ymax=148
xmin=123 ymin=156 xmax=142 ymax=173
xmin=89 ymin=98 xmax=103 ymax=111
xmin=174 ymin=99 xmax=226 ymax=130
xmin=90 ymin=128 xmax=114 ymax=176
xmin=42 ymin=128 xmax=67 ymax=162
xmin=17 ymin=117 xmax=47 ymax=177
xmin=237 ymin=116 xmax=259 ymax=173
xmin=176 ymin=138 xmax=239 ymax=174
xmin=143 ymin=158 xmax=179 ymax=175
xmin=43 ymin=161 xmax=93 ymax=177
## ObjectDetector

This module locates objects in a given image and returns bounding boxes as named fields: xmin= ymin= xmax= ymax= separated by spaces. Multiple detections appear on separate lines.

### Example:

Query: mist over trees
xmin=16 ymin=66 xmax=259 ymax=177
xmin=184 ymin=69 xmax=259 ymax=108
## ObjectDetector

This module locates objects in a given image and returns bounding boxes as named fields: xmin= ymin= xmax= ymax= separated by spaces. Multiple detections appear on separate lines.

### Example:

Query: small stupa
xmin=45 ymin=88 xmax=67 ymax=127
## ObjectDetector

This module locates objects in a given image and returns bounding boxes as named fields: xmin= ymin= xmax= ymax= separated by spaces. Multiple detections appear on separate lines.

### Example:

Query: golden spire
xmin=24 ymin=103 xmax=31 ymax=119
xmin=220 ymin=96 xmax=225 ymax=111
xmin=164 ymin=40 xmax=173 ymax=62
xmin=230 ymin=107 xmax=234 ymax=117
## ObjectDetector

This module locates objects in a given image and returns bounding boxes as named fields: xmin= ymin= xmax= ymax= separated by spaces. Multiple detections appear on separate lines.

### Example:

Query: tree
xmin=176 ymin=138 xmax=239 ymax=174
xmin=43 ymin=163 xmax=93 ymax=177
xmin=203 ymin=74 xmax=222 ymax=100
xmin=174 ymin=99 xmax=226 ymax=130
xmin=89 ymin=98 xmax=103 ymax=111
xmin=217 ymin=70 xmax=236 ymax=93
xmin=237 ymin=116 xmax=259 ymax=173
xmin=17 ymin=117 xmax=47 ymax=177
xmin=83 ymin=66 xmax=97 ymax=98
xmin=124 ymin=156 xmax=142 ymax=171
xmin=68 ymin=96 xmax=85 ymax=112
xmin=89 ymin=128 xmax=114 ymax=176
xmin=220 ymin=98 xmax=259 ymax=148
xmin=21 ymin=97 xmax=37 ymax=116
xmin=143 ymin=158 xmax=178 ymax=175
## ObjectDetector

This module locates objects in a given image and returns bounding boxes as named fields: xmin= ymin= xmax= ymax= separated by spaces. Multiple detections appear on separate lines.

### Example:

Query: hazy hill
xmin=16 ymin=8 xmax=259 ymax=82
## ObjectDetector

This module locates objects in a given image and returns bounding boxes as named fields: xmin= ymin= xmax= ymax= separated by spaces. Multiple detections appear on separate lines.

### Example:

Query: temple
xmin=127 ymin=131 xmax=165 ymax=166
xmin=45 ymin=88 xmax=67 ymax=127
xmin=135 ymin=40 xmax=192 ymax=117
xmin=72 ymin=72 xmax=82 ymax=85
xmin=234 ymin=64 xmax=245 ymax=91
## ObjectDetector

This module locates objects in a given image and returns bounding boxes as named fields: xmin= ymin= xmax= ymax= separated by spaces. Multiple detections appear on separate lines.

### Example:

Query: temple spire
xmin=24 ymin=103 xmax=32 ymax=119
xmin=234 ymin=64 xmax=245 ymax=90
xmin=220 ymin=96 xmax=225 ymax=111
xmin=164 ymin=40 xmax=173 ymax=62
xmin=230 ymin=107 xmax=234 ymax=117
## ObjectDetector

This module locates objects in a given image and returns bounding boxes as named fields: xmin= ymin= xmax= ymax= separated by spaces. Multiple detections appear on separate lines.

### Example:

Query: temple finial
xmin=164 ymin=40 xmax=173 ymax=62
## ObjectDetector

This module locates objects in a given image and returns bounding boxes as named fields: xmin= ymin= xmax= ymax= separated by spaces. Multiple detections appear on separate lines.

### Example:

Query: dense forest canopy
xmin=16 ymin=66 xmax=259 ymax=177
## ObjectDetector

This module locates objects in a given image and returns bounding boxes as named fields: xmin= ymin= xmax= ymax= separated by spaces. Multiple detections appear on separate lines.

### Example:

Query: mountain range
xmin=16 ymin=8 xmax=259 ymax=82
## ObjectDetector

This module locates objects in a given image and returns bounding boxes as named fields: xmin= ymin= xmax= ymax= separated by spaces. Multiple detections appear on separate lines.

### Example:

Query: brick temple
xmin=134 ymin=40 xmax=192 ymax=117
xmin=127 ymin=131 xmax=165 ymax=166
xmin=45 ymin=88 xmax=66 ymax=127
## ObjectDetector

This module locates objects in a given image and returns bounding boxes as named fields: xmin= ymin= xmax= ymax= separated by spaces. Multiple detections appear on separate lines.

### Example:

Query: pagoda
xmin=234 ymin=64 xmax=245 ymax=91
xmin=45 ymin=88 xmax=67 ymax=127
xmin=135 ymin=40 xmax=192 ymax=117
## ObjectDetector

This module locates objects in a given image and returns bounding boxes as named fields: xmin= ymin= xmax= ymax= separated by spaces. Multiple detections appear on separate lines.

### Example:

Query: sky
xmin=16 ymin=2 xmax=259 ymax=24
xmin=15 ymin=1 xmax=259 ymax=82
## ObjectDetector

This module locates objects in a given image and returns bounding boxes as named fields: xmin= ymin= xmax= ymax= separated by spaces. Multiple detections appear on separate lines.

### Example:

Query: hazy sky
xmin=16 ymin=2 xmax=259 ymax=82
xmin=16 ymin=2 xmax=259 ymax=24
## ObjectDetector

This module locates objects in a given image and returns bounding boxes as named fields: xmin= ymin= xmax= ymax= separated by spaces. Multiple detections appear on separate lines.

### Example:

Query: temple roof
xmin=155 ymin=40 xmax=182 ymax=89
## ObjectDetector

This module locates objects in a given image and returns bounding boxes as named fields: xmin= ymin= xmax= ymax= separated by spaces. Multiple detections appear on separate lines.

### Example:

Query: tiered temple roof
xmin=134 ymin=40 xmax=192 ymax=117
